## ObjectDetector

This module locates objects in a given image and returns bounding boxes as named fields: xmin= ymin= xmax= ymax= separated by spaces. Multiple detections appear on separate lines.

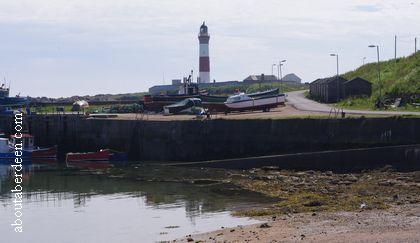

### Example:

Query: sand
xmin=175 ymin=204 xmax=420 ymax=243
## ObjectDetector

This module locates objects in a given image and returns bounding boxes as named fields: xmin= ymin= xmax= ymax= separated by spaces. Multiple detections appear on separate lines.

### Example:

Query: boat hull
xmin=0 ymin=151 xmax=32 ymax=163
xmin=225 ymin=95 xmax=285 ymax=111
xmin=66 ymin=149 xmax=113 ymax=169
xmin=31 ymin=146 xmax=58 ymax=160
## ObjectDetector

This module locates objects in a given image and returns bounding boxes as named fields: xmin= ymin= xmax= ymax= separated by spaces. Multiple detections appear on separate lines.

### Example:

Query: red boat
xmin=32 ymin=146 xmax=58 ymax=160
xmin=66 ymin=149 xmax=113 ymax=169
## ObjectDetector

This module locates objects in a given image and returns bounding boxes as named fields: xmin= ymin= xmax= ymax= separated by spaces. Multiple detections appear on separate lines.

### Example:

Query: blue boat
xmin=0 ymin=84 xmax=28 ymax=107
xmin=0 ymin=137 xmax=32 ymax=162
xmin=0 ymin=134 xmax=56 ymax=163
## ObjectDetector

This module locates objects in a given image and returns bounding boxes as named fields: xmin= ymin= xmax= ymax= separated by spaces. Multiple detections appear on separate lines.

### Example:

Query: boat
xmin=163 ymin=98 xmax=204 ymax=115
xmin=0 ymin=134 xmax=57 ymax=162
xmin=0 ymin=137 xmax=32 ymax=161
xmin=224 ymin=92 xmax=285 ymax=112
xmin=109 ymin=150 xmax=129 ymax=167
xmin=32 ymin=146 xmax=58 ymax=160
xmin=0 ymin=84 xmax=28 ymax=107
xmin=66 ymin=149 xmax=113 ymax=169
xmin=200 ymin=88 xmax=282 ymax=112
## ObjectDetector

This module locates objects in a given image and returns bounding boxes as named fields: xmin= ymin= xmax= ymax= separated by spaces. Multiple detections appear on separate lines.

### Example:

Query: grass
xmin=205 ymin=82 xmax=308 ymax=96
xmin=31 ymin=103 xmax=142 ymax=114
xmin=337 ymin=51 xmax=420 ymax=111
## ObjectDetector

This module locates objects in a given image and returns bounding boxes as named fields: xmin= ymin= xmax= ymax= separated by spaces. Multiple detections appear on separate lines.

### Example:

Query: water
xmin=0 ymin=164 xmax=271 ymax=243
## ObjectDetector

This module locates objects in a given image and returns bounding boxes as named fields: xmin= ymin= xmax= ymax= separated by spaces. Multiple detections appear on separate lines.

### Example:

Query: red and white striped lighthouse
xmin=198 ymin=22 xmax=210 ymax=83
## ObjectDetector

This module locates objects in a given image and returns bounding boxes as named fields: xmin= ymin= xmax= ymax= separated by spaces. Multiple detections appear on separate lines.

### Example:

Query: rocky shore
xmin=102 ymin=165 xmax=420 ymax=242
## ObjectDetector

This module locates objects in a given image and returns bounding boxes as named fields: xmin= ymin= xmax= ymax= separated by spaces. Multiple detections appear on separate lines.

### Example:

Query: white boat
xmin=224 ymin=93 xmax=285 ymax=111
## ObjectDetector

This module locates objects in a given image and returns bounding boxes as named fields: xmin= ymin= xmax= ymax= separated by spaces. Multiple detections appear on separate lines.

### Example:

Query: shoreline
xmin=175 ymin=204 xmax=420 ymax=242
xmin=100 ymin=165 xmax=420 ymax=242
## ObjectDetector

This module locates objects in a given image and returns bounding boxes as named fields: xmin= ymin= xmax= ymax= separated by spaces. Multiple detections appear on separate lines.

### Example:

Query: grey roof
xmin=244 ymin=75 xmax=278 ymax=81
xmin=282 ymin=73 xmax=301 ymax=82
xmin=311 ymin=76 xmax=348 ymax=85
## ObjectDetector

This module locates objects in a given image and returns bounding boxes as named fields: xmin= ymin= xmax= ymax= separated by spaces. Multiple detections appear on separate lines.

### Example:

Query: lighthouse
xmin=198 ymin=22 xmax=210 ymax=83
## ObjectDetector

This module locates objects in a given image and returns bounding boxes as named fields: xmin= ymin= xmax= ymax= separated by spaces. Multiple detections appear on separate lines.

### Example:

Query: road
xmin=286 ymin=90 xmax=420 ymax=116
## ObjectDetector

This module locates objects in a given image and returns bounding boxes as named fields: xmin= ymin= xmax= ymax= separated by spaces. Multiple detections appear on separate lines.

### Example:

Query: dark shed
xmin=321 ymin=76 xmax=347 ymax=103
xmin=342 ymin=77 xmax=372 ymax=98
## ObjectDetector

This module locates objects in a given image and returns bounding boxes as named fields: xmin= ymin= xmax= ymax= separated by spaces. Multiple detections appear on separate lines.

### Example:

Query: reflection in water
xmin=0 ymin=165 xmax=271 ymax=242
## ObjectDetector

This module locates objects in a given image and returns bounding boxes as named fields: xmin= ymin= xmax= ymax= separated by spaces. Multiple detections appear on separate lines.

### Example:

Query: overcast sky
xmin=0 ymin=0 xmax=419 ymax=97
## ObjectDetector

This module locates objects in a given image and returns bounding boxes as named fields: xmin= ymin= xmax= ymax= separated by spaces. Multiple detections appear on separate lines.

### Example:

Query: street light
xmin=330 ymin=53 xmax=339 ymax=76
xmin=362 ymin=57 xmax=366 ymax=65
xmin=329 ymin=53 xmax=340 ymax=102
xmin=278 ymin=60 xmax=286 ymax=92
xmin=271 ymin=64 xmax=277 ymax=89
xmin=369 ymin=45 xmax=382 ymax=100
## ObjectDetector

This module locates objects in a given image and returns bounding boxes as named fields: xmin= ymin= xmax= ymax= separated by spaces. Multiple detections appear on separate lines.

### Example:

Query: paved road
xmin=286 ymin=90 xmax=420 ymax=116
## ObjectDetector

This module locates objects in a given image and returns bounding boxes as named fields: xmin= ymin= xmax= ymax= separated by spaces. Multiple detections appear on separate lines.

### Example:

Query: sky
xmin=0 ymin=0 xmax=419 ymax=98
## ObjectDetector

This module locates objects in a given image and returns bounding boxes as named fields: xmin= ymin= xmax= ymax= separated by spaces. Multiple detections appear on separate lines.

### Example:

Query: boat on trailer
xmin=224 ymin=92 xmax=285 ymax=112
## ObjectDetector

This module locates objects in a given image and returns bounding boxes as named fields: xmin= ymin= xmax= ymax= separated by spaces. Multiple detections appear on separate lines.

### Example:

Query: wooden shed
xmin=342 ymin=77 xmax=372 ymax=98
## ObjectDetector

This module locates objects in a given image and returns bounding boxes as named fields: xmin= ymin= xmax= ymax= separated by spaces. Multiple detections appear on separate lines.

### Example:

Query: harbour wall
xmin=0 ymin=115 xmax=419 ymax=163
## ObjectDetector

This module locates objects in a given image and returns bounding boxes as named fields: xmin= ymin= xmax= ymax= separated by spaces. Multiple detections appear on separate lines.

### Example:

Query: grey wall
xmin=1 ymin=115 xmax=419 ymax=162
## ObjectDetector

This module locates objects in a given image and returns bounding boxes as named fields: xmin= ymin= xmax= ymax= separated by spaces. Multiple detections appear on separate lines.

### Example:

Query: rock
xmin=311 ymin=212 xmax=317 ymax=216
xmin=325 ymin=171 xmax=333 ymax=176
xmin=304 ymin=200 xmax=324 ymax=207
xmin=259 ymin=223 xmax=271 ymax=228
xmin=186 ymin=237 xmax=194 ymax=242
xmin=393 ymin=194 xmax=399 ymax=201
xmin=253 ymin=175 xmax=276 ymax=180
xmin=378 ymin=180 xmax=397 ymax=186
xmin=261 ymin=166 xmax=279 ymax=171
xmin=346 ymin=175 xmax=358 ymax=182
xmin=300 ymin=234 xmax=306 ymax=240
xmin=230 ymin=229 xmax=235 ymax=232
xmin=330 ymin=179 xmax=340 ymax=185
xmin=338 ymin=180 xmax=354 ymax=185
xmin=320 ymin=188 xmax=329 ymax=194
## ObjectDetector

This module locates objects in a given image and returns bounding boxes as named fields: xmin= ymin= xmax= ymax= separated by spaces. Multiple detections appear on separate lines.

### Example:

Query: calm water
xmin=0 ymin=164 xmax=270 ymax=243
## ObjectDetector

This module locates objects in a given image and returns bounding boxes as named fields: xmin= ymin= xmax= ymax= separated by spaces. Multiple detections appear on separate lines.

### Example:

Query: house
xmin=342 ymin=77 xmax=372 ymax=98
xmin=243 ymin=74 xmax=278 ymax=83
xmin=282 ymin=73 xmax=301 ymax=83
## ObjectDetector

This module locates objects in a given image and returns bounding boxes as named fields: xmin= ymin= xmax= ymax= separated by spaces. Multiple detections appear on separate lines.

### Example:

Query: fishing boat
xmin=0 ymin=84 xmax=28 ymax=107
xmin=0 ymin=134 xmax=57 ymax=162
xmin=163 ymin=98 xmax=204 ymax=115
xmin=66 ymin=149 xmax=113 ymax=169
xmin=224 ymin=92 xmax=285 ymax=112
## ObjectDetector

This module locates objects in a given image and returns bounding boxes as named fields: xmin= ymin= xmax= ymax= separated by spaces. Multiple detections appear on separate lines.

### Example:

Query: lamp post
xmin=369 ymin=45 xmax=382 ymax=100
xmin=278 ymin=60 xmax=286 ymax=92
xmin=330 ymin=53 xmax=339 ymax=76
xmin=362 ymin=57 xmax=366 ymax=66
xmin=271 ymin=64 xmax=277 ymax=88
xmin=330 ymin=53 xmax=340 ymax=102
xmin=271 ymin=64 xmax=277 ymax=77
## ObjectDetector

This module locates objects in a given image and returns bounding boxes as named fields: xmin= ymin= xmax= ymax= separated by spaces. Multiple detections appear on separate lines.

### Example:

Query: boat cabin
xmin=0 ymin=138 xmax=9 ymax=153
xmin=225 ymin=93 xmax=252 ymax=104
xmin=9 ymin=134 xmax=35 ymax=150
